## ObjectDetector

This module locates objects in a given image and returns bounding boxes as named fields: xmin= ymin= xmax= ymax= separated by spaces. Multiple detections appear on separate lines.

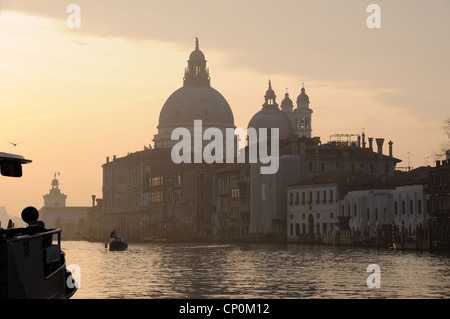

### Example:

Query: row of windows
xmin=289 ymin=190 xmax=334 ymax=205
xmin=431 ymin=173 xmax=449 ymax=186
xmin=149 ymin=191 xmax=164 ymax=203
xmin=394 ymin=200 xmax=423 ymax=215
xmin=340 ymin=200 xmax=424 ymax=219
xmin=430 ymin=196 xmax=449 ymax=212
xmin=290 ymin=213 xmax=334 ymax=220
xmin=307 ymin=162 xmax=390 ymax=174
xmin=148 ymin=172 xmax=206 ymax=188
xmin=149 ymin=176 xmax=164 ymax=187
xmin=149 ymin=189 xmax=208 ymax=204
xmin=289 ymin=222 xmax=334 ymax=236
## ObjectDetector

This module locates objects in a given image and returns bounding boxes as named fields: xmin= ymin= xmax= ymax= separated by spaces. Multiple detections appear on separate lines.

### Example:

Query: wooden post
xmin=401 ymin=222 xmax=405 ymax=251
xmin=415 ymin=225 xmax=419 ymax=251
xmin=428 ymin=224 xmax=432 ymax=252
xmin=420 ymin=223 xmax=424 ymax=250
xmin=375 ymin=225 xmax=379 ymax=250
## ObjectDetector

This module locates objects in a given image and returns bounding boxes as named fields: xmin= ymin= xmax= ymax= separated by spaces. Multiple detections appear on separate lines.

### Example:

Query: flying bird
xmin=9 ymin=141 xmax=23 ymax=146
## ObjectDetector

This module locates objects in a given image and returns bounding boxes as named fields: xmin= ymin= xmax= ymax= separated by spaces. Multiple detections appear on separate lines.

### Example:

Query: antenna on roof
xmin=407 ymin=152 xmax=411 ymax=171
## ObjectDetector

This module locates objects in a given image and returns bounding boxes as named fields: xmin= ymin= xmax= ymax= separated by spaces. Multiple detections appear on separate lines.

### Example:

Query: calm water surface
xmin=63 ymin=241 xmax=450 ymax=299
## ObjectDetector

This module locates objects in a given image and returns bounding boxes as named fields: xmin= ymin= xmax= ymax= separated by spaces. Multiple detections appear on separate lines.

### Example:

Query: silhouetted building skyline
xmin=99 ymin=39 xmax=433 ymax=243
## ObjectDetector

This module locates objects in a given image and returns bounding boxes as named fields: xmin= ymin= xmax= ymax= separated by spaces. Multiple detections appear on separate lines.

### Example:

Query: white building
xmin=286 ymin=169 xmax=429 ymax=244
xmin=341 ymin=184 xmax=429 ymax=239
xmin=287 ymin=181 xmax=339 ymax=242
xmin=286 ymin=170 xmax=376 ymax=242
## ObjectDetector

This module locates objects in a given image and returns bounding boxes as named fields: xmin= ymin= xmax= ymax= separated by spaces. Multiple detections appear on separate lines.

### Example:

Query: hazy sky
xmin=0 ymin=0 xmax=449 ymax=218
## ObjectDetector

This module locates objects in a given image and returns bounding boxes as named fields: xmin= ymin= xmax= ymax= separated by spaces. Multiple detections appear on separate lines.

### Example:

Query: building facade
xmin=428 ymin=157 xmax=450 ymax=247
xmin=213 ymin=163 xmax=251 ymax=241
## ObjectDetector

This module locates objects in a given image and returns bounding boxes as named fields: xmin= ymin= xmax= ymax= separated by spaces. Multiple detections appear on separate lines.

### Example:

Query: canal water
xmin=63 ymin=241 xmax=450 ymax=299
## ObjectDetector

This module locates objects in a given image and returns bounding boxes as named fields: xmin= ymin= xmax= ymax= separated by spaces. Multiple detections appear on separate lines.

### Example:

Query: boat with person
xmin=105 ymin=230 xmax=128 ymax=251
xmin=0 ymin=152 xmax=77 ymax=299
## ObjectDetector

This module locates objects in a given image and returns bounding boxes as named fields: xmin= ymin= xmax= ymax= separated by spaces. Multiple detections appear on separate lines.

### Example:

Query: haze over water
xmin=64 ymin=241 xmax=450 ymax=299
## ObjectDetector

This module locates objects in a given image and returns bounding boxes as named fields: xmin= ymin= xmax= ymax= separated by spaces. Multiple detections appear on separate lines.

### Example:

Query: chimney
xmin=92 ymin=195 xmax=96 ymax=207
xmin=368 ymin=137 xmax=373 ymax=150
xmin=388 ymin=140 xmax=393 ymax=157
xmin=376 ymin=138 xmax=384 ymax=156
xmin=446 ymin=150 xmax=450 ymax=160
xmin=362 ymin=132 xmax=366 ymax=148
xmin=357 ymin=135 xmax=361 ymax=148
xmin=106 ymin=156 xmax=110 ymax=163
xmin=436 ymin=160 xmax=441 ymax=167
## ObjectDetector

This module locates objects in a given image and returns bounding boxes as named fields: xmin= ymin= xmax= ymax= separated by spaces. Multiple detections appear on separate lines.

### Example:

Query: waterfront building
xmin=40 ymin=174 xmax=89 ymax=240
xmin=287 ymin=167 xmax=430 ymax=245
xmin=102 ymin=148 xmax=172 ymax=241
xmin=340 ymin=183 xmax=428 ymax=242
xmin=146 ymin=162 xmax=220 ymax=240
xmin=213 ymin=163 xmax=251 ymax=241
xmin=428 ymin=155 xmax=450 ymax=247
xmin=287 ymin=170 xmax=383 ymax=243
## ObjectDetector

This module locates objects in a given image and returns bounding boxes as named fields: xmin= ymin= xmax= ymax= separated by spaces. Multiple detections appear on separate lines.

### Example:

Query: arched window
xmin=300 ymin=117 xmax=305 ymax=129
xmin=305 ymin=117 xmax=310 ymax=128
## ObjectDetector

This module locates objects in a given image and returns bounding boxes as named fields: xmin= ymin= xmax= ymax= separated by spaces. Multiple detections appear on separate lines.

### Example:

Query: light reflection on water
xmin=63 ymin=241 xmax=450 ymax=299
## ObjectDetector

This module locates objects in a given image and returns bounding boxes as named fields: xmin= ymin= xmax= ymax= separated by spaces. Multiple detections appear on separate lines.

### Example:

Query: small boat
xmin=0 ymin=152 xmax=77 ymax=299
xmin=105 ymin=237 xmax=128 ymax=251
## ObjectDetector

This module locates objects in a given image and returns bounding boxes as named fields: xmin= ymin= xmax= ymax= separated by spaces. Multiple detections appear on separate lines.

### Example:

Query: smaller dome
xmin=265 ymin=80 xmax=275 ymax=99
xmin=297 ymin=87 xmax=310 ymax=105
xmin=248 ymin=81 xmax=295 ymax=139
xmin=280 ymin=92 xmax=293 ymax=111
xmin=189 ymin=37 xmax=205 ymax=61
xmin=189 ymin=49 xmax=205 ymax=61
xmin=248 ymin=108 xmax=293 ymax=140
xmin=51 ymin=178 xmax=59 ymax=189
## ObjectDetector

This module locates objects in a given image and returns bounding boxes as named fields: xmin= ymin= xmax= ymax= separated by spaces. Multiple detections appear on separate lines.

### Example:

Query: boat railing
xmin=3 ymin=228 xmax=62 ymax=243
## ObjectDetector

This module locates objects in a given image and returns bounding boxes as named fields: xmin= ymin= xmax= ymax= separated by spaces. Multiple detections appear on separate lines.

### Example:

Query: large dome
xmin=158 ymin=86 xmax=234 ymax=128
xmin=153 ymin=39 xmax=235 ymax=148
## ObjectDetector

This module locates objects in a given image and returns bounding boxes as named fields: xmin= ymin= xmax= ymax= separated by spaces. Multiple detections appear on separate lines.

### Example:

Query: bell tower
xmin=294 ymin=83 xmax=313 ymax=138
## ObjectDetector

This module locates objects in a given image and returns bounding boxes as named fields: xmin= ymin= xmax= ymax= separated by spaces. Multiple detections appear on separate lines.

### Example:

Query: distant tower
xmin=294 ymin=83 xmax=313 ymax=138
xmin=43 ymin=173 xmax=67 ymax=208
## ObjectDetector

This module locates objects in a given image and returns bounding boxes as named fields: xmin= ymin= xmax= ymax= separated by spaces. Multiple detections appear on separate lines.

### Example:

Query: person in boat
xmin=110 ymin=230 xmax=117 ymax=239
